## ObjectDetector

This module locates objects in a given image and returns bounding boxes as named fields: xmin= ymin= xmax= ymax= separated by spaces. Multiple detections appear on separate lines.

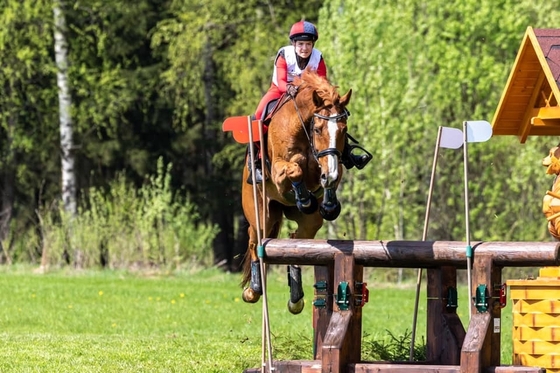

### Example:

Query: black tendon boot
xmin=246 ymin=143 xmax=267 ymax=185
xmin=341 ymin=133 xmax=373 ymax=170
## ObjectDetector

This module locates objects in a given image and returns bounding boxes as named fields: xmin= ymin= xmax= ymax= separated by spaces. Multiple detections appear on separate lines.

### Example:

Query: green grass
xmin=0 ymin=266 xmax=513 ymax=372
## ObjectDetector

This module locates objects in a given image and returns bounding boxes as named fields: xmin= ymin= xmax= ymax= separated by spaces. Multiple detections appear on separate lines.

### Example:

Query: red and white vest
xmin=272 ymin=46 xmax=323 ymax=86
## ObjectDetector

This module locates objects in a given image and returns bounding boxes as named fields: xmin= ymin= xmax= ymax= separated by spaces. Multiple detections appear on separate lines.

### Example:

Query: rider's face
xmin=294 ymin=41 xmax=313 ymax=58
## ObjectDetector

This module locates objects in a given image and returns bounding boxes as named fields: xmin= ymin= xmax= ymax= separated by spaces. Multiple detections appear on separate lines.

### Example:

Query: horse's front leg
xmin=271 ymin=155 xmax=318 ymax=214
xmin=320 ymin=187 xmax=341 ymax=221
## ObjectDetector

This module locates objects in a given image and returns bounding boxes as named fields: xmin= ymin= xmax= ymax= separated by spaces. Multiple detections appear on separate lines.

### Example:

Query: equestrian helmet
xmin=289 ymin=21 xmax=318 ymax=42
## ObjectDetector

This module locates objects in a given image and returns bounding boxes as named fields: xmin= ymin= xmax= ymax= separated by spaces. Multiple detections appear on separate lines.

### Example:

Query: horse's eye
xmin=314 ymin=127 xmax=321 ymax=135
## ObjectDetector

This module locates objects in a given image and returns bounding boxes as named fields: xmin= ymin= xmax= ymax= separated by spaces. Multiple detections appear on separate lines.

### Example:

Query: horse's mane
xmin=292 ymin=69 xmax=340 ymax=105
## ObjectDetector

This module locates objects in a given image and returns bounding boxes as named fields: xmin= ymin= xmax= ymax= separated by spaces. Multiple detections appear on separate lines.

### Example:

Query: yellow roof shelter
xmin=492 ymin=26 xmax=560 ymax=143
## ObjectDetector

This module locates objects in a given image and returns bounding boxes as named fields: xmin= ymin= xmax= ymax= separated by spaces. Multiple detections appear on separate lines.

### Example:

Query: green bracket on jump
xmin=473 ymin=284 xmax=489 ymax=313
xmin=335 ymin=281 xmax=350 ymax=311
xmin=313 ymin=280 xmax=328 ymax=309
xmin=446 ymin=286 xmax=458 ymax=309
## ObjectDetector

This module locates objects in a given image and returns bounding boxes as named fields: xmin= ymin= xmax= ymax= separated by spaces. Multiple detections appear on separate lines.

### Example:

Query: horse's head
xmin=294 ymin=71 xmax=352 ymax=190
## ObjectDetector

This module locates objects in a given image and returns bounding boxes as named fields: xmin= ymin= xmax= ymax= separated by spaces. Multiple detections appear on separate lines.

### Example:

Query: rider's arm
xmin=274 ymin=53 xmax=289 ymax=92
xmin=316 ymin=57 xmax=328 ymax=79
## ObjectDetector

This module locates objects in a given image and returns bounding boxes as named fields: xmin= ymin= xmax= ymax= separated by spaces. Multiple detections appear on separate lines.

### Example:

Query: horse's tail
xmin=240 ymin=242 xmax=255 ymax=289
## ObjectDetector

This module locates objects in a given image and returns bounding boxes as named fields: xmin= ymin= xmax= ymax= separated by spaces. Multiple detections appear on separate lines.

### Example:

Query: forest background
xmin=2 ymin=0 xmax=559 ymax=273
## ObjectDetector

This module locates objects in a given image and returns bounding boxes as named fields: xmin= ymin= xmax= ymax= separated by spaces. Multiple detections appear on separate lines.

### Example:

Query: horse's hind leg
xmin=242 ymin=240 xmax=262 ymax=303
xmin=283 ymin=209 xmax=324 ymax=314
xmin=287 ymin=264 xmax=304 ymax=314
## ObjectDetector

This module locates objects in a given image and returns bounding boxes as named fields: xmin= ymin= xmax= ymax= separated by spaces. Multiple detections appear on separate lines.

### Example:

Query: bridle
xmin=292 ymin=97 xmax=349 ymax=162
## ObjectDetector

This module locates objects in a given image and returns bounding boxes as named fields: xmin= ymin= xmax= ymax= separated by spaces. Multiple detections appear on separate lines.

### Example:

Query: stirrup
xmin=342 ymin=134 xmax=372 ymax=170
xmin=348 ymin=144 xmax=373 ymax=170
xmin=247 ymin=163 xmax=264 ymax=185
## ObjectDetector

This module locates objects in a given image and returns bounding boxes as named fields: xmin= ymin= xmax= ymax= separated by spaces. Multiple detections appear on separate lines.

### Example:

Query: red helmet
xmin=289 ymin=20 xmax=318 ymax=42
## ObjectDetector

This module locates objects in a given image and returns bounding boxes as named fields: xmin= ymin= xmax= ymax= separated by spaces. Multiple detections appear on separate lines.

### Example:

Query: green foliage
xmin=364 ymin=329 xmax=426 ymax=362
xmin=34 ymin=159 xmax=218 ymax=269
xmin=318 ymin=0 xmax=560 ymax=242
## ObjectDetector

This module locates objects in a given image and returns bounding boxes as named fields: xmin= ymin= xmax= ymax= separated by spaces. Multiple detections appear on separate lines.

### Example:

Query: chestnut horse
xmin=241 ymin=70 xmax=352 ymax=314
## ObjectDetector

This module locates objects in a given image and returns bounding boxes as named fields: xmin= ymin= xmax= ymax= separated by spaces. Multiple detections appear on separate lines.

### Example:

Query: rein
xmin=291 ymin=96 xmax=348 ymax=161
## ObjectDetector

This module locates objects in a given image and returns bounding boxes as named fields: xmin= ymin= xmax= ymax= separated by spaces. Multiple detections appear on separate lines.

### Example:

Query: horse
xmin=241 ymin=69 xmax=352 ymax=314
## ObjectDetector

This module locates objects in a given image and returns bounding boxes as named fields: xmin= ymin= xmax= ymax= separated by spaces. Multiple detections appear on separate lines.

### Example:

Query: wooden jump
xmin=244 ymin=239 xmax=554 ymax=373
xmin=261 ymin=239 xmax=560 ymax=268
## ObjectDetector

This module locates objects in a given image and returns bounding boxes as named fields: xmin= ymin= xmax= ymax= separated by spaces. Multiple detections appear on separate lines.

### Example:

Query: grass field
xmin=0 ymin=265 xmax=514 ymax=372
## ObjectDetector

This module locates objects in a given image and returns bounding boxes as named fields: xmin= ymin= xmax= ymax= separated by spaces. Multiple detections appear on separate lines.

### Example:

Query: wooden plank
xmin=426 ymin=267 xmax=463 ymax=365
xmin=513 ymin=352 xmax=560 ymax=369
xmin=313 ymin=265 xmax=334 ymax=360
xmin=460 ymin=313 xmax=492 ymax=373
xmin=350 ymin=363 xmax=545 ymax=373
xmin=513 ymin=339 xmax=560 ymax=354
xmin=320 ymin=251 xmax=362 ymax=373
xmin=322 ymin=312 xmax=352 ymax=373
xmin=262 ymin=240 xmax=560 ymax=268
xmin=513 ymin=325 xmax=560 ymax=341
xmin=512 ymin=312 xmax=560 ymax=327
xmin=246 ymin=363 xmax=545 ymax=373
xmin=511 ymin=298 xmax=560 ymax=313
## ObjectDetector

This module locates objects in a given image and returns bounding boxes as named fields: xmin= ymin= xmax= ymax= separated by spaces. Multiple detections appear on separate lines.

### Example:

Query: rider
xmin=247 ymin=20 xmax=371 ymax=184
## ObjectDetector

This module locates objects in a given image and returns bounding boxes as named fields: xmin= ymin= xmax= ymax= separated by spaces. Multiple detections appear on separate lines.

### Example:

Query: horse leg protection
xmin=320 ymin=188 xmax=341 ymax=221
xmin=250 ymin=260 xmax=262 ymax=294
xmin=287 ymin=265 xmax=305 ymax=314
xmin=292 ymin=181 xmax=318 ymax=214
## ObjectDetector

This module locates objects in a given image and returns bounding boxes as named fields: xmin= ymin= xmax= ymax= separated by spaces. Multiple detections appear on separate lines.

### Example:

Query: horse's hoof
xmin=242 ymin=288 xmax=261 ymax=303
xmin=297 ymin=194 xmax=318 ymax=214
xmin=320 ymin=201 xmax=341 ymax=221
xmin=287 ymin=298 xmax=305 ymax=314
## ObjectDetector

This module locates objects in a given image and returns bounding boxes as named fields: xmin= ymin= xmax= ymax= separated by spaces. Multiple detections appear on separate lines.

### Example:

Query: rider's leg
xmin=246 ymin=141 xmax=265 ymax=185
xmin=247 ymin=91 xmax=278 ymax=184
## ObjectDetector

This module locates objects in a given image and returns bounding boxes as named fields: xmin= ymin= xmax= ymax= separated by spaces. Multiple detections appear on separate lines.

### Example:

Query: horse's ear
xmin=312 ymin=90 xmax=323 ymax=107
xmin=340 ymin=89 xmax=352 ymax=107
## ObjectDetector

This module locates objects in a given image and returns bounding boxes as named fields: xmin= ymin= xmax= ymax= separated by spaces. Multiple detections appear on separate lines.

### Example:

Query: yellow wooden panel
xmin=513 ymin=312 xmax=560 ymax=327
xmin=510 ymin=286 xmax=560 ymax=300
xmin=540 ymin=267 xmax=560 ymax=278
xmin=512 ymin=299 xmax=560 ymax=314
xmin=513 ymin=325 xmax=560 ymax=341
xmin=513 ymin=353 xmax=560 ymax=369
xmin=513 ymin=339 xmax=560 ymax=355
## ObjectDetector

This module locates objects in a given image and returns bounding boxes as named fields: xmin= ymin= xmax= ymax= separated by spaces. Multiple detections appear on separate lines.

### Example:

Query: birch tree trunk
xmin=53 ymin=0 xmax=76 ymax=216
xmin=53 ymin=0 xmax=79 ymax=266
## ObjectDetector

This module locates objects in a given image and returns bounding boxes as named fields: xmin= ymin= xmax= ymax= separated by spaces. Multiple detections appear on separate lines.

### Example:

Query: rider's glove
xmin=286 ymin=84 xmax=298 ymax=98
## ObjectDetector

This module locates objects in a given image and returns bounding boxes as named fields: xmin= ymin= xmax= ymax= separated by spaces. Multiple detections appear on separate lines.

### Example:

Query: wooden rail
xmin=262 ymin=239 xmax=560 ymax=268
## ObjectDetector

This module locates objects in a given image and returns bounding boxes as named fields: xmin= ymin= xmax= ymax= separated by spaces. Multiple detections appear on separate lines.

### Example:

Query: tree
xmin=319 ymin=0 xmax=560 ymax=242
xmin=152 ymin=0 xmax=323 ymax=270
xmin=0 ymin=0 xmax=59 ymax=263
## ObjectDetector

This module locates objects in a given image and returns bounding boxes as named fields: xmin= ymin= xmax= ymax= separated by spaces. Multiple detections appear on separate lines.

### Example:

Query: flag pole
xmin=462 ymin=121 xmax=473 ymax=321
xmin=247 ymin=116 xmax=273 ymax=372
xmin=409 ymin=126 xmax=443 ymax=361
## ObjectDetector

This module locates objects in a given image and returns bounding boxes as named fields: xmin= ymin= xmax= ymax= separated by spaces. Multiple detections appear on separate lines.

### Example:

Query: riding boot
xmin=246 ymin=143 xmax=265 ymax=185
xmin=341 ymin=133 xmax=373 ymax=170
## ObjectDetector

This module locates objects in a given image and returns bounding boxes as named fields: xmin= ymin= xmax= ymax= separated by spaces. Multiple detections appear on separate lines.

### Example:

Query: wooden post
xmin=320 ymin=251 xmax=362 ymax=373
xmin=427 ymin=266 xmax=465 ymax=364
xmin=461 ymin=254 xmax=500 ymax=372
xmin=313 ymin=264 xmax=334 ymax=359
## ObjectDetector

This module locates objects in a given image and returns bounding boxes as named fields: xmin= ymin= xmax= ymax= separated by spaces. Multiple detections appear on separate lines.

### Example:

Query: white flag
xmin=440 ymin=127 xmax=463 ymax=149
xmin=466 ymin=120 xmax=492 ymax=143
